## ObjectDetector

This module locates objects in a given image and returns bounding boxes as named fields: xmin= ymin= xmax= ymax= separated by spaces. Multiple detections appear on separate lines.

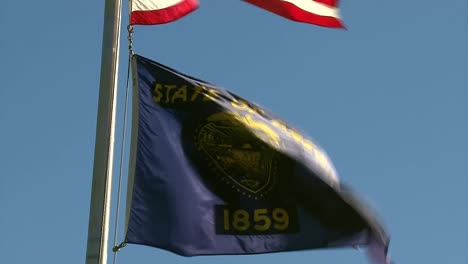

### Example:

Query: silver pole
xmin=86 ymin=0 xmax=122 ymax=262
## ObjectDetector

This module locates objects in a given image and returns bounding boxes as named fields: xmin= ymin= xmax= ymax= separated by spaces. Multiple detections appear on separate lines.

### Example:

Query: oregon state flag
xmin=125 ymin=55 xmax=390 ymax=263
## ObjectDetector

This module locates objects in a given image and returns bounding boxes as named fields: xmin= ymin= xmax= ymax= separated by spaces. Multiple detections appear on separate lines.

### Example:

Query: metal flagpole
xmin=86 ymin=0 xmax=122 ymax=262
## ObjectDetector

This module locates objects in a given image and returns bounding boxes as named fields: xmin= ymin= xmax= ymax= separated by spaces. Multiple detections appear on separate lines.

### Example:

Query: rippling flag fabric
xmin=129 ymin=0 xmax=342 ymax=27
xmin=130 ymin=0 xmax=199 ymax=25
xmin=124 ymin=54 xmax=390 ymax=263
xmin=243 ymin=0 xmax=344 ymax=28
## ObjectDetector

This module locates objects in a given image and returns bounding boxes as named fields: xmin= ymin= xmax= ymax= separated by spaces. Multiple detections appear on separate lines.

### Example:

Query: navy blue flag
xmin=125 ymin=54 xmax=390 ymax=263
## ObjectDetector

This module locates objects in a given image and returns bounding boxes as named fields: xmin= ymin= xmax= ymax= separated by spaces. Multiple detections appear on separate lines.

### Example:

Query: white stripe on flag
xmin=281 ymin=0 xmax=340 ymax=18
xmin=132 ymin=0 xmax=184 ymax=11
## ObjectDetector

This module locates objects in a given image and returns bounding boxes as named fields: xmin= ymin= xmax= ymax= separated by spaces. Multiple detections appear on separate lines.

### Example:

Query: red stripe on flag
xmin=130 ymin=0 xmax=198 ymax=25
xmin=244 ymin=0 xmax=344 ymax=28
xmin=315 ymin=0 xmax=338 ymax=7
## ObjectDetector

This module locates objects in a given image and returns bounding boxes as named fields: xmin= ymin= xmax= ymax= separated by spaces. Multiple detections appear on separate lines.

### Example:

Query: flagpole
xmin=86 ymin=0 xmax=122 ymax=262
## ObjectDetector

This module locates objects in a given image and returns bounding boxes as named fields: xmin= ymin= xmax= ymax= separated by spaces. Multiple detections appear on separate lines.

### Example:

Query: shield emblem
xmin=194 ymin=112 xmax=278 ymax=195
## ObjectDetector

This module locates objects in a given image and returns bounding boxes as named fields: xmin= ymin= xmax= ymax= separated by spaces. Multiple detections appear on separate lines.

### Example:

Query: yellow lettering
xmin=203 ymin=88 xmax=219 ymax=101
xmin=220 ymin=207 xmax=293 ymax=233
xmin=287 ymin=129 xmax=304 ymax=145
xmin=231 ymin=100 xmax=262 ymax=116
xmin=271 ymin=120 xmax=285 ymax=130
xmin=164 ymin=85 xmax=176 ymax=103
xmin=253 ymin=209 xmax=271 ymax=231
xmin=223 ymin=209 xmax=230 ymax=231
xmin=171 ymin=86 xmax=187 ymax=103
xmin=272 ymin=208 xmax=289 ymax=231
xmin=191 ymin=86 xmax=204 ymax=101
xmin=231 ymin=99 xmax=249 ymax=110
xmin=272 ymin=120 xmax=304 ymax=145
xmin=271 ymin=121 xmax=333 ymax=173
xmin=240 ymin=114 xmax=280 ymax=147
xmin=232 ymin=210 xmax=250 ymax=231
xmin=152 ymin=83 xmax=163 ymax=102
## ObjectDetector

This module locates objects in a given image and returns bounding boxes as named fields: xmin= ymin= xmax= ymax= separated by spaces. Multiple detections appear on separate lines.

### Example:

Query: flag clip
xmin=112 ymin=241 xmax=127 ymax=252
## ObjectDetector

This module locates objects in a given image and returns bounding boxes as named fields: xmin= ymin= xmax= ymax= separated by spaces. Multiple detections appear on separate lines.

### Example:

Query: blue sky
xmin=0 ymin=0 xmax=467 ymax=263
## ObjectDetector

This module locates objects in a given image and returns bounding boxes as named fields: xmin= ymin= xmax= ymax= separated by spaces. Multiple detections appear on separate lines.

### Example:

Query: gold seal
xmin=194 ymin=111 xmax=278 ymax=198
